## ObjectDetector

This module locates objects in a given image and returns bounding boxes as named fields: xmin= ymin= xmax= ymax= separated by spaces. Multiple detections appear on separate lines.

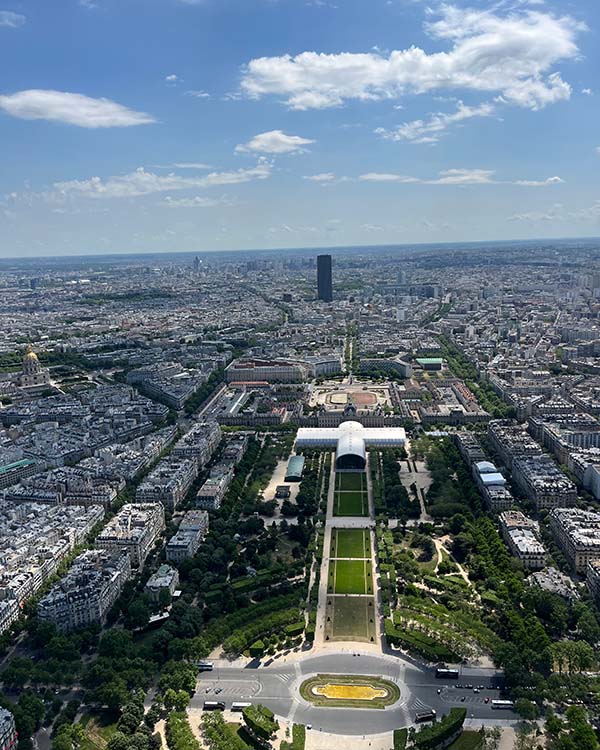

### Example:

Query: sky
xmin=0 ymin=0 xmax=598 ymax=257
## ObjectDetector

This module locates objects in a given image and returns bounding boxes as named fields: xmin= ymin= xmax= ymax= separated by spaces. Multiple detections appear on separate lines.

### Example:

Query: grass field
xmin=333 ymin=490 xmax=368 ymax=516
xmin=326 ymin=597 xmax=377 ymax=642
xmin=330 ymin=559 xmax=372 ymax=595
xmin=331 ymin=528 xmax=370 ymax=558
xmin=336 ymin=472 xmax=364 ymax=491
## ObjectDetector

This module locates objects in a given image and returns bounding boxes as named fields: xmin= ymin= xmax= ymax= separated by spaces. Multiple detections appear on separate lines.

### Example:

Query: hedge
xmin=394 ymin=728 xmax=408 ymax=750
xmin=385 ymin=621 xmax=459 ymax=663
xmin=242 ymin=704 xmax=279 ymax=740
xmin=415 ymin=709 xmax=467 ymax=750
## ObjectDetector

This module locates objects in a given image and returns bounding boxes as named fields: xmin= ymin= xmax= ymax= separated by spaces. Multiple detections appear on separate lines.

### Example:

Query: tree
xmin=515 ymin=699 xmax=539 ymax=721
xmin=52 ymin=725 xmax=85 ymax=750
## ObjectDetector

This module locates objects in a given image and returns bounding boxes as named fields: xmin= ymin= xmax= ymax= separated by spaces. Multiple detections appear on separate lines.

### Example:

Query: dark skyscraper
xmin=317 ymin=254 xmax=333 ymax=302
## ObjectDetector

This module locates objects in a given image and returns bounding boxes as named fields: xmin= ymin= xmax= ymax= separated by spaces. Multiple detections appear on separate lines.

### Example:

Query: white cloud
xmin=0 ymin=90 xmax=155 ymax=128
xmin=514 ymin=176 xmax=564 ymax=186
xmin=241 ymin=4 xmax=583 ymax=111
xmin=359 ymin=168 xmax=564 ymax=186
xmin=165 ymin=74 xmax=180 ymax=84
xmin=304 ymin=172 xmax=337 ymax=182
xmin=49 ymin=161 xmax=271 ymax=200
xmin=596 ymin=147 xmax=600 ymax=155
xmin=186 ymin=90 xmax=210 ymax=99
xmin=235 ymin=130 xmax=315 ymax=154
xmin=359 ymin=173 xmax=419 ymax=183
xmin=376 ymin=101 xmax=495 ymax=144
xmin=582 ymin=88 xmax=593 ymax=96
xmin=0 ymin=10 xmax=25 ymax=27
xmin=163 ymin=195 xmax=231 ymax=208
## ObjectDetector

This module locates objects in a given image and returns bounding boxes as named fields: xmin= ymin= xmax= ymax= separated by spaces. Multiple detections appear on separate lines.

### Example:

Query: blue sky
xmin=0 ymin=0 xmax=598 ymax=257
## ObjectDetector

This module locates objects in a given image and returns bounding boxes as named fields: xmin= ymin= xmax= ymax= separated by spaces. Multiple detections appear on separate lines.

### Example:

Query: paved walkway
xmin=314 ymin=454 xmax=336 ymax=648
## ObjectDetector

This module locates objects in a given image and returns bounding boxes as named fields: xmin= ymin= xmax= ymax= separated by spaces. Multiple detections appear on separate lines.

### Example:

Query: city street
xmin=191 ymin=651 xmax=514 ymax=735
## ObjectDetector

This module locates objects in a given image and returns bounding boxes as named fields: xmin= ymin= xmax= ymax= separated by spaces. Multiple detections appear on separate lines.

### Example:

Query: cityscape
xmin=1 ymin=0 xmax=600 ymax=749
xmin=0 ymin=240 xmax=598 ymax=750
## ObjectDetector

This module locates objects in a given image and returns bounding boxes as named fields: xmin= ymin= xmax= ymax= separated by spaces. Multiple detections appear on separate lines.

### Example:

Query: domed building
xmin=18 ymin=346 xmax=51 ymax=389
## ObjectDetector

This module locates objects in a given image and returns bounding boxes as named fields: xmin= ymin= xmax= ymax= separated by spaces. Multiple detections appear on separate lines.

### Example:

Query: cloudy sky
xmin=0 ymin=0 xmax=598 ymax=257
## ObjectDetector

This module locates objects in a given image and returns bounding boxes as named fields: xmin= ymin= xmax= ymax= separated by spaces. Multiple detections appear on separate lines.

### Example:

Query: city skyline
xmin=0 ymin=0 xmax=599 ymax=257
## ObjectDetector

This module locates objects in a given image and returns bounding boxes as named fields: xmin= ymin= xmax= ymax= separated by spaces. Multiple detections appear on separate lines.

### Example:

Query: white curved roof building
xmin=296 ymin=421 xmax=406 ymax=470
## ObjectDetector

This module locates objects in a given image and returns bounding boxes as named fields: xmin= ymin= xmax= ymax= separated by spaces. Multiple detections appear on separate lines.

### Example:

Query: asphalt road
xmin=190 ymin=651 xmax=516 ymax=735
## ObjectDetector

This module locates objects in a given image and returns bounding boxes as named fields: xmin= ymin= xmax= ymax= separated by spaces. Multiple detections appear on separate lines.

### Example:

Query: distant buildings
xmin=18 ymin=346 xmax=51 ymax=391
xmin=317 ymin=254 xmax=333 ymax=303
xmin=226 ymin=359 xmax=307 ymax=384
xmin=37 ymin=549 xmax=131 ymax=633
xmin=96 ymin=503 xmax=165 ymax=567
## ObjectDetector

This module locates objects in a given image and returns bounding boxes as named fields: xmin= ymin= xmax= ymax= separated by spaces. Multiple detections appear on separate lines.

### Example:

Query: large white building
xmin=296 ymin=421 xmax=406 ymax=470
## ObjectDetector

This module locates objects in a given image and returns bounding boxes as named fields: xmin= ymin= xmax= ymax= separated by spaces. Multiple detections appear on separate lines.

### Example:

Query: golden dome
xmin=23 ymin=345 xmax=39 ymax=363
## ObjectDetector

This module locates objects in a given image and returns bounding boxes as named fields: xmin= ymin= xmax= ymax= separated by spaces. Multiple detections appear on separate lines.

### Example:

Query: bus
xmin=203 ymin=701 xmax=225 ymax=711
xmin=491 ymin=700 xmax=514 ymax=710
xmin=415 ymin=710 xmax=437 ymax=723
xmin=196 ymin=662 xmax=214 ymax=672
xmin=231 ymin=702 xmax=252 ymax=712
xmin=435 ymin=668 xmax=459 ymax=680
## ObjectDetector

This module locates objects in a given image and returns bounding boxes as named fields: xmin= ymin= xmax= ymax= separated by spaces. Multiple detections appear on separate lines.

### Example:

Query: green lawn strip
xmin=330 ymin=596 xmax=376 ymax=641
xmin=333 ymin=559 xmax=369 ymax=594
xmin=299 ymin=674 xmax=400 ymax=709
xmin=337 ymin=473 xmax=364 ymax=491
xmin=332 ymin=528 xmax=369 ymax=558
xmin=334 ymin=491 xmax=368 ymax=516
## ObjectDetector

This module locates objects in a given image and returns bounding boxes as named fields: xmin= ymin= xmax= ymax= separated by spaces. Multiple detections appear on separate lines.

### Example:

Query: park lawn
xmin=337 ymin=472 xmax=364 ymax=492
xmin=333 ymin=559 xmax=370 ymax=594
xmin=448 ymin=732 xmax=483 ymax=750
xmin=330 ymin=596 xmax=376 ymax=641
xmin=333 ymin=528 xmax=370 ymax=559
xmin=334 ymin=490 xmax=368 ymax=516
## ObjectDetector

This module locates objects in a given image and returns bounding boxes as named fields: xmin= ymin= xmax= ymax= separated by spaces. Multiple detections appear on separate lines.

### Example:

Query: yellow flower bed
xmin=314 ymin=684 xmax=387 ymax=701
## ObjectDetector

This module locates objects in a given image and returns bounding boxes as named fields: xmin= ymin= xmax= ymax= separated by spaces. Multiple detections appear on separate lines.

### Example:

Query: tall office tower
xmin=317 ymin=254 xmax=333 ymax=302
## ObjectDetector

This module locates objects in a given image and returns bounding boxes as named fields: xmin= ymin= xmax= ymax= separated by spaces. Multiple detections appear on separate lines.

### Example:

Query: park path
xmin=314 ymin=453 xmax=336 ymax=648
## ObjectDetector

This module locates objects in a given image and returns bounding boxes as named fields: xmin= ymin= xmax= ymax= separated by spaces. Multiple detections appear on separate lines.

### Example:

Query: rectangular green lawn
xmin=329 ymin=596 xmax=376 ymax=642
xmin=332 ymin=528 xmax=370 ymax=558
xmin=336 ymin=472 xmax=364 ymax=492
xmin=334 ymin=490 xmax=367 ymax=516
xmin=333 ymin=559 xmax=370 ymax=594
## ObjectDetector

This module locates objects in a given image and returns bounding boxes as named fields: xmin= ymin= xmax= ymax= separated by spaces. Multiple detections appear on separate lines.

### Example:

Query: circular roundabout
xmin=299 ymin=674 xmax=401 ymax=710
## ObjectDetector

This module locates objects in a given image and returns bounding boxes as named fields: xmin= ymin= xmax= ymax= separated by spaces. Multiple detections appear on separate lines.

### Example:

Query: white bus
xmin=491 ymin=700 xmax=514 ymax=710
xmin=231 ymin=702 xmax=252 ymax=712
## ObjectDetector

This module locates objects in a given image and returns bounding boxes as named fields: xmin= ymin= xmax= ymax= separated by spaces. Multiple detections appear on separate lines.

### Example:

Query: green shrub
xmin=394 ymin=728 xmax=408 ymax=750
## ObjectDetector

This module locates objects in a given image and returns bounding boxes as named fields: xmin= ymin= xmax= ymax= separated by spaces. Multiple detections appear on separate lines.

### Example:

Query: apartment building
xmin=37 ymin=550 xmax=131 ymax=633
xmin=166 ymin=510 xmax=209 ymax=564
xmin=488 ymin=420 xmax=542 ymax=470
xmin=171 ymin=421 xmax=222 ymax=469
xmin=587 ymin=559 xmax=600 ymax=605
xmin=136 ymin=458 xmax=198 ymax=511
xmin=96 ymin=503 xmax=165 ymax=567
xmin=549 ymin=508 xmax=600 ymax=573
xmin=512 ymin=455 xmax=577 ymax=510
xmin=499 ymin=511 xmax=546 ymax=570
